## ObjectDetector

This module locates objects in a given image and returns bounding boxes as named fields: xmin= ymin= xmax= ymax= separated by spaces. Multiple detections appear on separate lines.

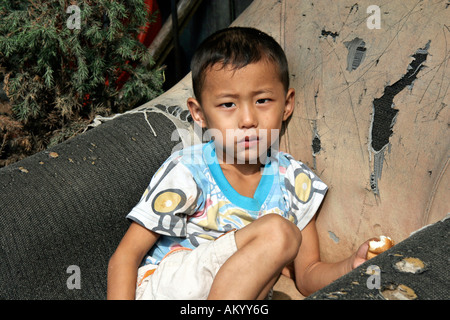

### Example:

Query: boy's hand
xmin=351 ymin=235 xmax=396 ymax=269
xmin=351 ymin=239 xmax=371 ymax=269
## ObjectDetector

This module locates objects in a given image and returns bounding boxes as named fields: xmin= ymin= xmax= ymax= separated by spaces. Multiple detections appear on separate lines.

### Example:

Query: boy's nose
xmin=238 ymin=104 xmax=258 ymax=129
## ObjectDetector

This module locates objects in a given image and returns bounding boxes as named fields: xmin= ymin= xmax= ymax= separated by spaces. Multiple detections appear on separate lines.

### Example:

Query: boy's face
xmin=188 ymin=59 xmax=295 ymax=165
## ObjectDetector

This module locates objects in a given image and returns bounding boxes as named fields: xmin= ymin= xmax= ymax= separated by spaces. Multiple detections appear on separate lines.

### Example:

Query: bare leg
xmin=255 ymin=274 xmax=280 ymax=300
xmin=208 ymin=214 xmax=302 ymax=300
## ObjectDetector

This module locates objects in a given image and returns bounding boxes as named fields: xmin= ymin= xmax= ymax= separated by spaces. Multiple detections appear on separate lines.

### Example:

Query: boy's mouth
xmin=237 ymin=135 xmax=259 ymax=148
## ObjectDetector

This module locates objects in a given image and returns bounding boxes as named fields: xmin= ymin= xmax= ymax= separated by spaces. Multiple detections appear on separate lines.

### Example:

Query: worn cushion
xmin=0 ymin=109 xmax=185 ymax=299
xmin=306 ymin=216 xmax=449 ymax=300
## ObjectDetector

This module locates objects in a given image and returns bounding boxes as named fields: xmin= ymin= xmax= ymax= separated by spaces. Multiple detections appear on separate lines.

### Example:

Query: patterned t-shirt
xmin=127 ymin=141 xmax=328 ymax=266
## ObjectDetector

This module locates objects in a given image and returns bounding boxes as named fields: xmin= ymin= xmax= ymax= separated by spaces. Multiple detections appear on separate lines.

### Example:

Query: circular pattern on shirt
xmin=152 ymin=189 xmax=187 ymax=214
xmin=294 ymin=172 xmax=312 ymax=203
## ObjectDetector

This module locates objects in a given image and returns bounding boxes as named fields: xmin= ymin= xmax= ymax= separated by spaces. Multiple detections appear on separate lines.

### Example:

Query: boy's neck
xmin=208 ymin=141 xmax=271 ymax=198
xmin=219 ymin=161 xmax=264 ymax=177
xmin=219 ymin=161 xmax=264 ymax=199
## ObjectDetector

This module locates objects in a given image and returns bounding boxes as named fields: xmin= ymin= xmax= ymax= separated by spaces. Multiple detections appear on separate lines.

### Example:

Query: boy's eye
xmin=220 ymin=102 xmax=236 ymax=108
xmin=256 ymin=98 xmax=271 ymax=104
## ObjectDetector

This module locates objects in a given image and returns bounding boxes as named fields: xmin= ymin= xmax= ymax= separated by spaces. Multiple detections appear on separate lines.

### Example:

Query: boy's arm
xmin=293 ymin=217 xmax=369 ymax=297
xmin=107 ymin=222 xmax=160 ymax=300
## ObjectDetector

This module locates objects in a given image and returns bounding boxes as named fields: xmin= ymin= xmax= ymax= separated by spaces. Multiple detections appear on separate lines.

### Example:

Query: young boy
xmin=107 ymin=27 xmax=370 ymax=300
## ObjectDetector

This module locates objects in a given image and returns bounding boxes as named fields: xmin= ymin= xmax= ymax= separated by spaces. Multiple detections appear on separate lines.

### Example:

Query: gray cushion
xmin=0 ymin=109 xmax=182 ymax=299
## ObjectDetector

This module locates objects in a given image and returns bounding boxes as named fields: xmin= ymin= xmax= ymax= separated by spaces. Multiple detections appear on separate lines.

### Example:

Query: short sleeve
xmin=127 ymin=155 xmax=201 ymax=237
xmin=284 ymin=159 xmax=328 ymax=230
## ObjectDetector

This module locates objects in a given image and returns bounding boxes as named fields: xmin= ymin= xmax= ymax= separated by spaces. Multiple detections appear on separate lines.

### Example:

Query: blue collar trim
xmin=203 ymin=141 xmax=275 ymax=211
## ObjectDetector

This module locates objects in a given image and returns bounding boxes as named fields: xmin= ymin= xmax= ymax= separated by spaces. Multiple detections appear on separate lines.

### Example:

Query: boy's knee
xmin=259 ymin=214 xmax=302 ymax=259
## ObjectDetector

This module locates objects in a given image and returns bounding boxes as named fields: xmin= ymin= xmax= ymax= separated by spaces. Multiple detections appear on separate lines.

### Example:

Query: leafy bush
xmin=0 ymin=0 xmax=163 ymax=166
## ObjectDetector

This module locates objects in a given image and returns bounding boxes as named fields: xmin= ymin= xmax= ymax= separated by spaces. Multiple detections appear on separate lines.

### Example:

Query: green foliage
xmin=0 ymin=0 xmax=163 ymax=165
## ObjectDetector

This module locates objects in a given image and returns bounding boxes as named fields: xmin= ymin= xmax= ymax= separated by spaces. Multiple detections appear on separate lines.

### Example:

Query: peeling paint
xmin=344 ymin=37 xmax=367 ymax=72
xmin=368 ymin=41 xmax=430 ymax=195
xmin=320 ymin=29 xmax=339 ymax=41
xmin=369 ymin=172 xmax=379 ymax=195
xmin=311 ymin=122 xmax=321 ymax=170
xmin=328 ymin=231 xmax=340 ymax=243
xmin=312 ymin=133 xmax=321 ymax=155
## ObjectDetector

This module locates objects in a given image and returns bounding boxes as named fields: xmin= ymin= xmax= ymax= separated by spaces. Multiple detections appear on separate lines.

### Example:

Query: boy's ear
xmin=187 ymin=97 xmax=207 ymax=128
xmin=283 ymin=88 xmax=295 ymax=121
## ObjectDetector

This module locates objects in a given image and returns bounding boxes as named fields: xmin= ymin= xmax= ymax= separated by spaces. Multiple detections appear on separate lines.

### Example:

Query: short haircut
xmin=190 ymin=27 xmax=290 ymax=102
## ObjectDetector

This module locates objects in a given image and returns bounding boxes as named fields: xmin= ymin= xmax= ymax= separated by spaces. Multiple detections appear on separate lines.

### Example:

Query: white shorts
xmin=135 ymin=230 xmax=238 ymax=300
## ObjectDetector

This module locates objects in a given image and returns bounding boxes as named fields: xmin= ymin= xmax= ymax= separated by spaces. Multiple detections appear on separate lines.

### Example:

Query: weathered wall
xmin=234 ymin=0 xmax=449 ymax=261
xmin=141 ymin=0 xmax=449 ymax=263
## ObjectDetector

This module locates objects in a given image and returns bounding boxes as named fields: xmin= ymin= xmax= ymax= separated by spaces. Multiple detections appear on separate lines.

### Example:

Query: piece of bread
xmin=366 ymin=236 xmax=394 ymax=259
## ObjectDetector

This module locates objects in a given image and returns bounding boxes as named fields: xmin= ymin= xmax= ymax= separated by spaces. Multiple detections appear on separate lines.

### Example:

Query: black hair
xmin=190 ymin=27 xmax=289 ymax=102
